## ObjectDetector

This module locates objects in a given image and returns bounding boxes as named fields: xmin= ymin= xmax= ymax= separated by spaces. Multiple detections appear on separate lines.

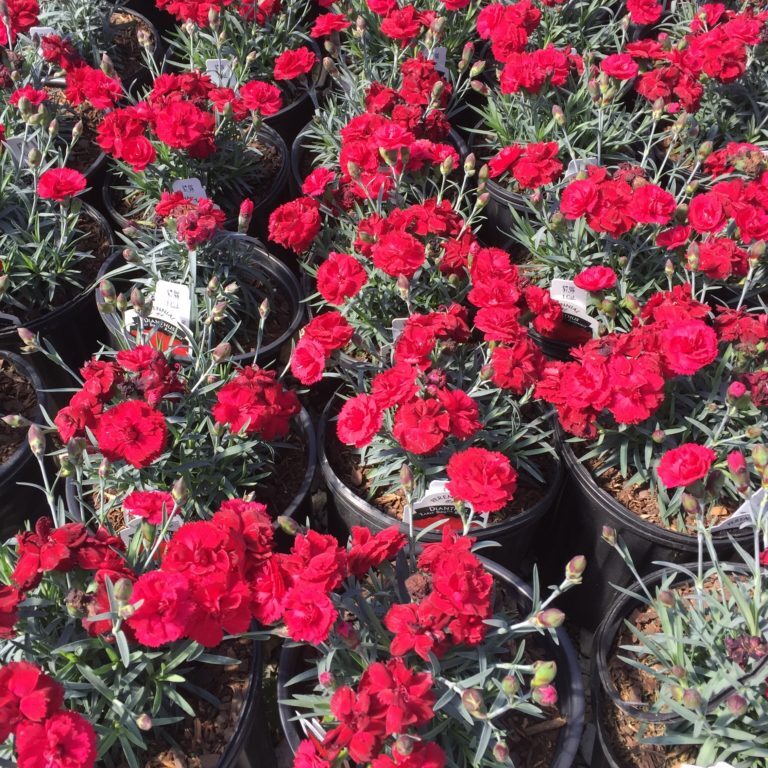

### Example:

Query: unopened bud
xmin=393 ymin=735 xmax=414 ymax=756
xmin=101 ymin=53 xmax=116 ymax=78
xmin=476 ymin=192 xmax=490 ymax=210
xmin=727 ymin=450 xmax=749 ymax=492
xmin=657 ymin=590 xmax=675 ymax=608
xmin=130 ymin=287 xmax=145 ymax=310
xmin=753 ymin=444 xmax=768 ymax=471
xmin=2 ymin=414 xmax=30 ymax=428
xmin=440 ymin=153 xmax=454 ymax=176
xmin=531 ymin=684 xmax=558 ymax=707
xmin=501 ymin=675 xmax=519 ymax=697
xmin=27 ymin=424 xmax=45 ymax=457
xmin=114 ymin=578 xmax=133 ymax=602
xmin=277 ymin=516 xmax=299 ymax=536
xmin=323 ymin=57 xmax=339 ymax=77
xmin=681 ymin=493 xmax=701 ymax=516
xmin=99 ymin=279 xmax=116 ymax=303
xmin=492 ymin=743 xmax=509 ymax=763
xmin=207 ymin=276 xmax=220 ymax=295
xmin=461 ymin=688 xmax=486 ymax=718
xmin=664 ymin=259 xmax=675 ymax=278
xmin=601 ymin=526 xmax=617 ymax=546
xmin=565 ymin=555 xmax=586 ymax=583
xmin=27 ymin=147 xmax=41 ymax=167
xmin=532 ymin=660 xmax=557 ymax=687
xmin=552 ymin=105 xmax=565 ymax=126
xmin=172 ymin=476 xmax=188 ymax=505
xmin=697 ymin=141 xmax=713 ymax=161
xmin=463 ymin=152 xmax=476 ymax=176
xmin=136 ymin=713 xmax=153 ymax=731
xmin=682 ymin=689 xmax=702 ymax=709
xmin=211 ymin=300 xmax=228 ymax=322
xmin=470 ymin=79 xmax=489 ymax=96
xmin=98 ymin=458 xmax=110 ymax=479
xmin=725 ymin=693 xmax=748 ymax=717
xmin=212 ymin=341 xmax=231 ymax=362
xmin=533 ymin=609 xmax=565 ymax=629
xmin=469 ymin=60 xmax=486 ymax=78
xmin=400 ymin=464 xmax=413 ymax=494
xmin=118 ymin=604 xmax=135 ymax=619
xmin=17 ymin=327 xmax=39 ymax=351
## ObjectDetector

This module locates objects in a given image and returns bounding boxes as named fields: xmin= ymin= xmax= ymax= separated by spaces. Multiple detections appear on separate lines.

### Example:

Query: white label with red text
xmin=549 ymin=279 xmax=598 ymax=333
xmin=171 ymin=177 xmax=207 ymax=201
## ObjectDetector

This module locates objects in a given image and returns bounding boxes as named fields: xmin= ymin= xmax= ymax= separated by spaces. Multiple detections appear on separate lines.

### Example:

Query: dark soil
xmin=43 ymin=86 xmax=104 ymax=174
xmin=328 ymin=429 xmax=552 ymax=526
xmin=581 ymin=453 xmax=735 ymax=533
xmin=0 ymin=357 xmax=38 ymax=463
xmin=108 ymin=10 xmax=155 ymax=88
xmin=229 ymin=273 xmax=294 ymax=355
xmin=256 ymin=431 xmax=308 ymax=514
xmin=115 ymin=638 xmax=254 ymax=768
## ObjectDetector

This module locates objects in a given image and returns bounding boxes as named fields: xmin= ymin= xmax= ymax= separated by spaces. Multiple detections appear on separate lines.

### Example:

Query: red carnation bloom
xmin=490 ymin=339 xmax=544 ymax=394
xmin=371 ymin=230 xmax=425 ymax=278
xmin=0 ymin=0 xmax=39 ymax=46
xmin=573 ymin=266 xmax=617 ymax=292
xmin=630 ymin=183 xmax=676 ymax=225
xmin=302 ymin=167 xmax=336 ymax=197
xmin=154 ymin=100 xmax=216 ymax=158
xmin=274 ymin=47 xmax=317 ymax=80
xmin=290 ymin=337 xmax=327 ymax=385
xmin=303 ymin=312 xmax=354 ymax=353
xmin=601 ymin=53 xmax=639 ymax=79
xmin=268 ymin=197 xmax=321 ymax=253
xmin=447 ymin=447 xmax=518 ymax=513
xmin=0 ymin=586 xmax=22 ymax=639
xmin=0 ymin=662 xmax=63 ymax=741
xmin=240 ymin=80 xmax=283 ymax=115
xmin=627 ymin=0 xmax=663 ymax=24
xmin=688 ymin=192 xmax=728 ymax=233
xmin=317 ymin=252 xmax=367 ymax=305
xmin=37 ymin=168 xmax=87 ymax=201
xmin=659 ymin=320 xmax=718 ymax=375
xmin=311 ymin=12 xmax=351 ymax=37
xmin=123 ymin=490 xmax=176 ymax=525
xmin=337 ymin=395 xmax=383 ymax=448
xmin=127 ymin=571 xmax=194 ymax=647
xmin=282 ymin=584 xmax=336 ymax=643
xmin=16 ymin=711 xmax=97 ymax=768
xmin=657 ymin=444 xmax=717 ymax=489
xmin=347 ymin=526 xmax=406 ymax=577
xmin=393 ymin=398 xmax=450 ymax=455
xmin=94 ymin=400 xmax=168 ymax=468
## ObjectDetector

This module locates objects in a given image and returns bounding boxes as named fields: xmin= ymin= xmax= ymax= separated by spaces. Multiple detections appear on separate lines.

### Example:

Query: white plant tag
xmin=205 ymin=58 xmax=236 ymax=88
xmin=712 ymin=489 xmax=764 ymax=532
xmin=152 ymin=280 xmax=192 ymax=326
xmin=391 ymin=317 xmax=409 ymax=343
xmin=3 ymin=135 xmax=35 ymax=166
xmin=564 ymin=157 xmax=596 ymax=181
xmin=404 ymin=479 xmax=485 ymax=527
xmin=550 ymin=278 xmax=598 ymax=334
xmin=171 ymin=177 xmax=207 ymax=201
xmin=119 ymin=510 xmax=182 ymax=546
xmin=430 ymin=46 xmax=448 ymax=75
xmin=29 ymin=25 xmax=57 ymax=54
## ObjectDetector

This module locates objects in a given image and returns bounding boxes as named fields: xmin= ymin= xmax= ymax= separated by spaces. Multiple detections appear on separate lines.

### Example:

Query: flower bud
xmin=470 ymin=79 xmax=489 ymax=96
xmin=99 ymin=279 xmax=116 ymax=303
xmin=98 ymin=458 xmax=110 ymax=479
xmin=533 ymin=609 xmax=565 ymax=629
xmin=48 ymin=118 xmax=58 ymax=137
xmin=136 ymin=714 xmax=153 ymax=731
xmin=238 ymin=198 xmax=254 ymax=233
xmin=172 ymin=476 xmax=188 ymax=505
xmin=212 ymin=341 xmax=231 ymax=363
xmin=492 ymin=742 xmax=509 ymax=763
xmin=277 ymin=516 xmax=299 ymax=536
xmin=469 ymin=60 xmax=486 ymax=78
xmin=114 ymin=578 xmax=133 ymax=602
xmin=532 ymin=660 xmax=557 ymax=687
xmin=440 ymin=153 xmax=454 ymax=176
xmin=399 ymin=464 xmax=413 ymax=494
xmin=705 ymin=469 xmax=724 ymax=498
xmin=552 ymin=105 xmax=565 ymax=126
xmin=727 ymin=380 xmax=748 ymax=405
xmin=657 ymin=590 xmax=675 ymax=608
xmin=130 ymin=287 xmax=145 ymax=311
xmin=725 ymin=693 xmax=748 ymax=717
xmin=101 ymin=53 xmax=116 ymax=78
xmin=27 ymin=424 xmax=45 ymax=457
xmin=531 ymin=684 xmax=558 ymax=707
xmin=601 ymin=526 xmax=617 ymax=546
xmin=116 ymin=293 xmax=128 ymax=312
xmin=393 ymin=735 xmax=414 ymax=756
xmin=27 ymin=147 xmax=41 ymax=167
xmin=753 ymin=444 xmax=768 ymax=471
xmin=57 ymin=456 xmax=74 ymax=477
xmin=664 ymin=259 xmax=675 ymax=278
xmin=501 ymin=675 xmax=519 ymax=697
xmin=71 ymin=120 xmax=83 ymax=143
xmin=685 ymin=241 xmax=699 ymax=271
xmin=258 ymin=298 xmax=270 ymax=321
xmin=565 ymin=555 xmax=586 ymax=583
xmin=207 ymin=276 xmax=220 ymax=296
xmin=224 ymin=282 xmax=239 ymax=295
xmin=461 ymin=689 xmax=486 ymax=718
xmin=476 ymin=192 xmax=490 ymax=210
xmin=0 ymin=274 xmax=7 ymax=297
xmin=211 ymin=300 xmax=228 ymax=322
xmin=682 ymin=688 xmax=702 ymax=709
xmin=463 ymin=152 xmax=476 ymax=176
xmin=727 ymin=450 xmax=749 ymax=492
xmin=651 ymin=428 xmax=665 ymax=444
xmin=118 ymin=604 xmax=135 ymax=619
xmin=681 ymin=493 xmax=701 ymax=517
xmin=318 ymin=671 xmax=334 ymax=688
xmin=2 ymin=414 xmax=29 ymax=428
xmin=17 ymin=327 xmax=40 ymax=351
xmin=670 ymin=665 xmax=685 ymax=679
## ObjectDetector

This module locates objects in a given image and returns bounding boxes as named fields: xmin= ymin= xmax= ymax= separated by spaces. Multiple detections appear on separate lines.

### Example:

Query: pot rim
xmin=558 ymin=431 xmax=752 ymax=547
xmin=277 ymin=557 xmax=585 ymax=768
xmin=318 ymin=392 xmax=563 ymax=539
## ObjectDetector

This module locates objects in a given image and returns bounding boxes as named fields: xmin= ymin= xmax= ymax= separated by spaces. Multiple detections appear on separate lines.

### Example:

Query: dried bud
xmin=208 ymin=6 xmax=220 ymax=26
xmin=277 ymin=516 xmax=299 ymax=536
xmin=532 ymin=661 xmax=557 ymax=687
xmin=601 ymin=526 xmax=617 ymax=546
xmin=171 ymin=476 xmax=188 ymax=505
xmin=725 ymin=693 xmax=748 ymax=717
xmin=27 ymin=424 xmax=45 ymax=457
xmin=323 ymin=57 xmax=339 ymax=77
xmin=461 ymin=689 xmax=486 ymax=718
xmin=136 ymin=714 xmax=153 ymax=731
xmin=533 ymin=609 xmax=565 ymax=629
xmin=565 ymin=555 xmax=586 ymax=583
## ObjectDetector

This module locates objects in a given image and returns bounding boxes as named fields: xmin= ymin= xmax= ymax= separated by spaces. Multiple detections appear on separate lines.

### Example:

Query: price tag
xmin=205 ymin=58 xmax=236 ymax=88
xmin=171 ymin=177 xmax=207 ymax=201
xmin=550 ymin=279 xmax=598 ymax=334
xmin=152 ymin=280 xmax=192 ymax=326
xmin=28 ymin=26 xmax=57 ymax=55
xmin=404 ymin=480 xmax=486 ymax=531
xmin=391 ymin=317 xmax=408 ymax=343
xmin=712 ymin=489 xmax=764 ymax=532
xmin=429 ymin=46 xmax=448 ymax=75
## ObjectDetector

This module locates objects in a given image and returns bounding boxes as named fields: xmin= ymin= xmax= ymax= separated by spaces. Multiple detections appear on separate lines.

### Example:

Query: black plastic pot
xmin=0 ymin=352 xmax=52 ymax=540
xmin=528 ymin=327 xmax=586 ymax=363
xmin=278 ymin=558 xmax=585 ymax=768
xmin=539 ymin=434 xmax=755 ymax=631
xmin=590 ymin=563 xmax=759 ymax=768
xmin=109 ymin=6 xmax=162 ymax=97
xmin=317 ymin=397 xmax=563 ymax=572
xmin=100 ymin=124 xmax=290 ymax=246
xmin=0 ymin=204 xmax=114 ymax=380
xmin=123 ymin=0 xmax=176 ymax=35
xmin=289 ymin=122 xmax=470 ymax=197
xmin=97 ymin=234 xmax=304 ymax=366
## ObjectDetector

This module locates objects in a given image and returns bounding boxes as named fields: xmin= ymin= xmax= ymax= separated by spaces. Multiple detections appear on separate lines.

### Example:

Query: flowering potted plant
xmin=0 ymin=148 xmax=115 ymax=364
xmin=162 ymin=0 xmax=323 ymax=143
xmin=20 ymin=323 xmax=316 ymax=521
xmin=98 ymin=204 xmax=303 ymax=363
xmin=0 ymin=478 xmax=281 ymax=767
xmin=593 ymin=453 xmax=768 ymax=767
xmin=535 ymin=288 xmax=768 ymax=627
xmin=274 ymin=526 xmax=586 ymax=768
xmin=97 ymin=69 xmax=289 ymax=236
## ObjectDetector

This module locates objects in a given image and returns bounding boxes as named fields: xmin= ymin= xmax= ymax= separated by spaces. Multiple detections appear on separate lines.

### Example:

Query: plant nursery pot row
xmin=278 ymin=557 xmax=586 ymax=768
xmin=535 ymin=433 xmax=754 ymax=631
xmin=96 ymin=232 xmax=305 ymax=366
xmin=0 ymin=351 xmax=52 ymax=540
xmin=317 ymin=397 xmax=564 ymax=573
